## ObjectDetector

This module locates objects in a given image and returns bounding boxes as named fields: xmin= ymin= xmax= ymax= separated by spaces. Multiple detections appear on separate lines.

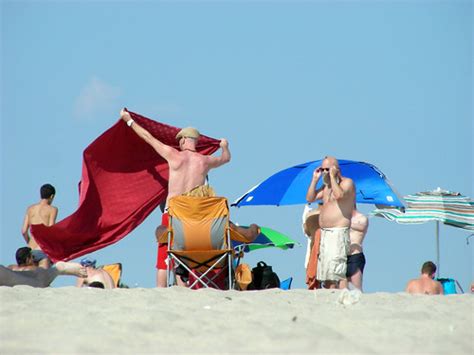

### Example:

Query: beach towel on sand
xmin=31 ymin=110 xmax=220 ymax=262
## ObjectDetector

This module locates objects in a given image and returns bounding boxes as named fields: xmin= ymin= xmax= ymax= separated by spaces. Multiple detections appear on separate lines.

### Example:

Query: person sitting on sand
xmin=0 ymin=261 xmax=86 ymax=288
xmin=405 ymin=261 xmax=444 ymax=295
xmin=76 ymin=258 xmax=115 ymax=289
xmin=21 ymin=183 xmax=58 ymax=269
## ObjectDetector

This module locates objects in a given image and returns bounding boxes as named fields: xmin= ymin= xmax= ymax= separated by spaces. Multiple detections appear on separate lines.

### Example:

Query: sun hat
xmin=176 ymin=127 xmax=200 ymax=140
xmin=80 ymin=257 xmax=97 ymax=268
xmin=303 ymin=207 xmax=321 ymax=237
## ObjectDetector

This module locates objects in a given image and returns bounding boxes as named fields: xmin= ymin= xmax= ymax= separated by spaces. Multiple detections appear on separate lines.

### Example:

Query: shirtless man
xmin=76 ymin=258 xmax=115 ymax=289
xmin=1 ymin=259 xmax=86 ymax=288
xmin=347 ymin=206 xmax=369 ymax=291
xmin=405 ymin=261 xmax=444 ymax=295
xmin=306 ymin=156 xmax=355 ymax=289
xmin=120 ymin=109 xmax=258 ymax=287
xmin=21 ymin=184 xmax=58 ymax=268
xmin=8 ymin=247 xmax=36 ymax=271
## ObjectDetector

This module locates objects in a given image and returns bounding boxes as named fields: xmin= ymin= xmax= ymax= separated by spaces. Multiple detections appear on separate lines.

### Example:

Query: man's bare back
xmin=406 ymin=276 xmax=444 ymax=295
xmin=405 ymin=261 xmax=444 ymax=295
xmin=120 ymin=109 xmax=230 ymax=206
xmin=22 ymin=203 xmax=58 ymax=249
xmin=21 ymin=184 xmax=58 ymax=251
xmin=349 ymin=209 xmax=368 ymax=255
xmin=167 ymin=150 xmax=217 ymax=204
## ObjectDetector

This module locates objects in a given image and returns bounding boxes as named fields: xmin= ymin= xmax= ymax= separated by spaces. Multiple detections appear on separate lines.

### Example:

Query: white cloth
xmin=317 ymin=227 xmax=350 ymax=281
xmin=302 ymin=204 xmax=314 ymax=269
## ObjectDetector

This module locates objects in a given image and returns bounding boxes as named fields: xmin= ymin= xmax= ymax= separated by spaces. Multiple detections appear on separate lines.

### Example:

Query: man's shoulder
xmin=340 ymin=177 xmax=355 ymax=191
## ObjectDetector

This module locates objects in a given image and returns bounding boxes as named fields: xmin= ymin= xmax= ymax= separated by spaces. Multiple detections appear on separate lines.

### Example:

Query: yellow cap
xmin=176 ymin=127 xmax=200 ymax=140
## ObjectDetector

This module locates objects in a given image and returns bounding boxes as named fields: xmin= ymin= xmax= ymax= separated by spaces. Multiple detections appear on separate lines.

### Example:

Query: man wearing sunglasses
xmin=306 ymin=156 xmax=355 ymax=289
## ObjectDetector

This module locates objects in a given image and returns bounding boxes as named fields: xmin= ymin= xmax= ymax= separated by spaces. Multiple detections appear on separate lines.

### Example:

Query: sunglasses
xmin=318 ymin=168 xmax=330 ymax=172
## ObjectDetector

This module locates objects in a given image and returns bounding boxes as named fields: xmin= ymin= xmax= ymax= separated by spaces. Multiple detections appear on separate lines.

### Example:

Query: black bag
xmin=249 ymin=261 xmax=280 ymax=290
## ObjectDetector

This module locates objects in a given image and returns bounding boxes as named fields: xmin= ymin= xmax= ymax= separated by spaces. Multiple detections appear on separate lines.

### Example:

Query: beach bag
xmin=250 ymin=261 xmax=280 ymax=290
xmin=235 ymin=263 xmax=253 ymax=290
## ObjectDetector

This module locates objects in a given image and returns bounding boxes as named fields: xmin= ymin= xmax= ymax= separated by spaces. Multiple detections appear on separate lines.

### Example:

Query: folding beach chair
xmin=101 ymin=263 xmax=122 ymax=288
xmin=166 ymin=195 xmax=245 ymax=290
xmin=437 ymin=278 xmax=464 ymax=294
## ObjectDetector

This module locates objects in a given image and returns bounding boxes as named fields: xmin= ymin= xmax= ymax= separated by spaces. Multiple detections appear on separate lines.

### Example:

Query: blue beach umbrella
xmin=232 ymin=159 xmax=404 ymax=208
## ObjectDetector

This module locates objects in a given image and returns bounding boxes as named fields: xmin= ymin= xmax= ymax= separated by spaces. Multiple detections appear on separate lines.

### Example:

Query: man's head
xmin=421 ymin=261 xmax=437 ymax=278
xmin=321 ymin=156 xmax=340 ymax=185
xmin=176 ymin=127 xmax=200 ymax=151
xmin=16 ymin=247 xmax=33 ymax=266
xmin=40 ymin=184 xmax=56 ymax=201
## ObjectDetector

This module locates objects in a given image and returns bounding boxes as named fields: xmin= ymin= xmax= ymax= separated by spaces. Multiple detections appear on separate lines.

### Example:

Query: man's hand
xmin=330 ymin=166 xmax=339 ymax=178
xmin=313 ymin=167 xmax=322 ymax=181
xmin=219 ymin=139 xmax=229 ymax=149
xmin=120 ymin=108 xmax=132 ymax=122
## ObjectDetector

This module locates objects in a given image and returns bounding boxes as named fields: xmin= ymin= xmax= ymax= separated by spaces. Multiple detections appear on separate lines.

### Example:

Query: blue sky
xmin=1 ymin=0 xmax=472 ymax=292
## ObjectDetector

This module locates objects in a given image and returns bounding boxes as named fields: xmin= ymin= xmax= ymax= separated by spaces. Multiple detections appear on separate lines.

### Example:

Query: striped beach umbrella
xmin=371 ymin=188 xmax=474 ymax=276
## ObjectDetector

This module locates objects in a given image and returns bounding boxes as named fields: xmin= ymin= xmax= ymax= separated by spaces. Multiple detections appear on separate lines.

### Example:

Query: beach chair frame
xmin=165 ymin=196 xmax=235 ymax=290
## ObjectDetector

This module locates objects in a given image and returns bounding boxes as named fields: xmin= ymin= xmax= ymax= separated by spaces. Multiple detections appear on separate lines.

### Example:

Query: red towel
xmin=31 ymin=111 xmax=220 ymax=262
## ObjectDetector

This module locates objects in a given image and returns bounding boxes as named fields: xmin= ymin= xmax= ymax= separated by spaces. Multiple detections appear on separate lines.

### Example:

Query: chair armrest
xmin=229 ymin=227 xmax=254 ymax=243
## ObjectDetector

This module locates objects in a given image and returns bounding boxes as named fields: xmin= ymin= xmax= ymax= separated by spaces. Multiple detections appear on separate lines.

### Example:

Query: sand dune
xmin=0 ymin=287 xmax=472 ymax=354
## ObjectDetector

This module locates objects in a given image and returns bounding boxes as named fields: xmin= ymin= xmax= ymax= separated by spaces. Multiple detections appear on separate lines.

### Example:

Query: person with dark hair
xmin=76 ymin=258 xmax=115 ymax=289
xmin=21 ymin=183 xmax=58 ymax=268
xmin=15 ymin=247 xmax=34 ymax=267
xmin=1 ymin=262 xmax=86 ymax=287
xmin=7 ymin=247 xmax=36 ymax=271
xmin=405 ymin=261 xmax=444 ymax=295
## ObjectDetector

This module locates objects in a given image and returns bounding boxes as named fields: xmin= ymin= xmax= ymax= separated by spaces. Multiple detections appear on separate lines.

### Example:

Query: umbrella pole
xmin=436 ymin=221 xmax=440 ymax=278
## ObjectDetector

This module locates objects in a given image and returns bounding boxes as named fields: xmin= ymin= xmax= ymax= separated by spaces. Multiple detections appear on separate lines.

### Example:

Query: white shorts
xmin=317 ymin=227 xmax=350 ymax=282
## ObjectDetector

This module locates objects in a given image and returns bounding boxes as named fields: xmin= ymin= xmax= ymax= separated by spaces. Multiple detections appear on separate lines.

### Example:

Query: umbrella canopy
xmin=371 ymin=188 xmax=474 ymax=276
xmin=372 ymin=189 xmax=474 ymax=230
xmin=232 ymin=226 xmax=300 ymax=253
xmin=233 ymin=159 xmax=404 ymax=208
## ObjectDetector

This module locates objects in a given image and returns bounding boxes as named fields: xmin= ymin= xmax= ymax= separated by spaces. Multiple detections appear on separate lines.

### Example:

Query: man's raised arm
xmin=207 ymin=139 xmax=231 ymax=168
xmin=329 ymin=166 xmax=354 ymax=200
xmin=120 ymin=108 xmax=177 ymax=161
xmin=306 ymin=168 xmax=324 ymax=202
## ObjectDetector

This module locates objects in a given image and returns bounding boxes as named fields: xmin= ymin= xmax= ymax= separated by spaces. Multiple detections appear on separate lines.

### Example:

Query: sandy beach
xmin=0 ymin=287 xmax=472 ymax=354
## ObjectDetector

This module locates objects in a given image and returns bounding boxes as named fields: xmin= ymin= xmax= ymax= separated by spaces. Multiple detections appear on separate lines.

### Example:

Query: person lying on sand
xmin=8 ymin=247 xmax=37 ymax=271
xmin=405 ymin=261 xmax=444 ymax=295
xmin=76 ymin=258 xmax=115 ymax=289
xmin=0 ymin=262 xmax=86 ymax=288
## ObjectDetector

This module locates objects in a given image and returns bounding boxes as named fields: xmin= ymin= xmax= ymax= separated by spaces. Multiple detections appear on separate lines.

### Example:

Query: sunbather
xmin=76 ymin=258 xmax=115 ymax=289
xmin=0 ymin=262 xmax=86 ymax=287
xmin=405 ymin=261 xmax=444 ymax=295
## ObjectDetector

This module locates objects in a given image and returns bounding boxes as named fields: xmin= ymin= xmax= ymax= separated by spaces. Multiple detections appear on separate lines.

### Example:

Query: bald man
xmin=306 ymin=156 xmax=355 ymax=289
